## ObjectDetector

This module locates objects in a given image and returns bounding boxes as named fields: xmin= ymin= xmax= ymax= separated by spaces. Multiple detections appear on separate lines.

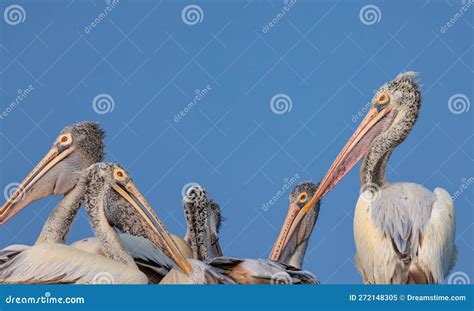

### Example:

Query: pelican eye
xmin=297 ymin=192 xmax=308 ymax=203
xmin=113 ymin=169 xmax=127 ymax=181
xmin=376 ymin=92 xmax=390 ymax=105
xmin=58 ymin=133 xmax=72 ymax=146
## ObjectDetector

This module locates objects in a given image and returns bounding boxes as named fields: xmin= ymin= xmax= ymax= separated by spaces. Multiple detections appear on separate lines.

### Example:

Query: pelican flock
xmin=161 ymin=184 xmax=319 ymax=284
xmin=0 ymin=72 xmax=457 ymax=284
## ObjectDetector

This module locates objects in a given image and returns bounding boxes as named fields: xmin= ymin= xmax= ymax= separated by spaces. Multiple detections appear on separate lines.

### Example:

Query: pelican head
xmin=183 ymin=185 xmax=223 ymax=260
xmin=83 ymin=163 xmax=192 ymax=273
xmin=269 ymin=181 xmax=320 ymax=268
xmin=284 ymin=72 xmax=421 ymax=239
xmin=0 ymin=122 xmax=105 ymax=224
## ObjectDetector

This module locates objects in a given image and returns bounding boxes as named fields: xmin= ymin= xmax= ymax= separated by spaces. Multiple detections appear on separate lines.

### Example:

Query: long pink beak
xmin=275 ymin=105 xmax=393 ymax=252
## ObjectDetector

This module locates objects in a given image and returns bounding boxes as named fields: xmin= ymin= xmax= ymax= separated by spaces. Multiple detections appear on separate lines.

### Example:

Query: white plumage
xmin=0 ymin=243 xmax=147 ymax=284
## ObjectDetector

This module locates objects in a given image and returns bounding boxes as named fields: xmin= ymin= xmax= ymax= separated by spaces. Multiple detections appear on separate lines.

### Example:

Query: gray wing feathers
xmin=160 ymin=259 xmax=236 ymax=284
xmin=366 ymin=183 xmax=456 ymax=283
xmin=0 ymin=245 xmax=29 ymax=263
xmin=0 ymin=243 xmax=147 ymax=284
xmin=371 ymin=183 xmax=434 ymax=258
xmin=246 ymin=259 xmax=319 ymax=284
xmin=207 ymin=257 xmax=319 ymax=284
xmin=119 ymin=234 xmax=175 ymax=270
xmin=416 ymin=188 xmax=456 ymax=283
xmin=72 ymin=234 xmax=175 ymax=270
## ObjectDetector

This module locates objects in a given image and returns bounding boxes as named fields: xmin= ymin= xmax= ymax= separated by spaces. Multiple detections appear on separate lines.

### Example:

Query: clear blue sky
xmin=0 ymin=0 xmax=472 ymax=284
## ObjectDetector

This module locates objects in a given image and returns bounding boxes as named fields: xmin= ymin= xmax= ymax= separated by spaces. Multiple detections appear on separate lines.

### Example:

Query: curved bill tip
xmin=112 ymin=181 xmax=193 ymax=274
xmin=0 ymin=145 xmax=76 ymax=224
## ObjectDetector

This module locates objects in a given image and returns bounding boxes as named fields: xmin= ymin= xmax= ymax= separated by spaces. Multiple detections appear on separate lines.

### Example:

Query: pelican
xmin=285 ymin=72 xmax=456 ymax=284
xmin=0 ymin=122 xmax=189 ymax=282
xmin=160 ymin=185 xmax=235 ymax=284
xmin=209 ymin=182 xmax=321 ymax=284
xmin=183 ymin=185 xmax=223 ymax=260
xmin=162 ymin=184 xmax=320 ymax=284
xmin=0 ymin=121 xmax=105 ymax=225
xmin=70 ymin=182 xmax=194 ymax=281
xmin=0 ymin=163 xmax=192 ymax=283
xmin=268 ymin=181 xmax=321 ymax=269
